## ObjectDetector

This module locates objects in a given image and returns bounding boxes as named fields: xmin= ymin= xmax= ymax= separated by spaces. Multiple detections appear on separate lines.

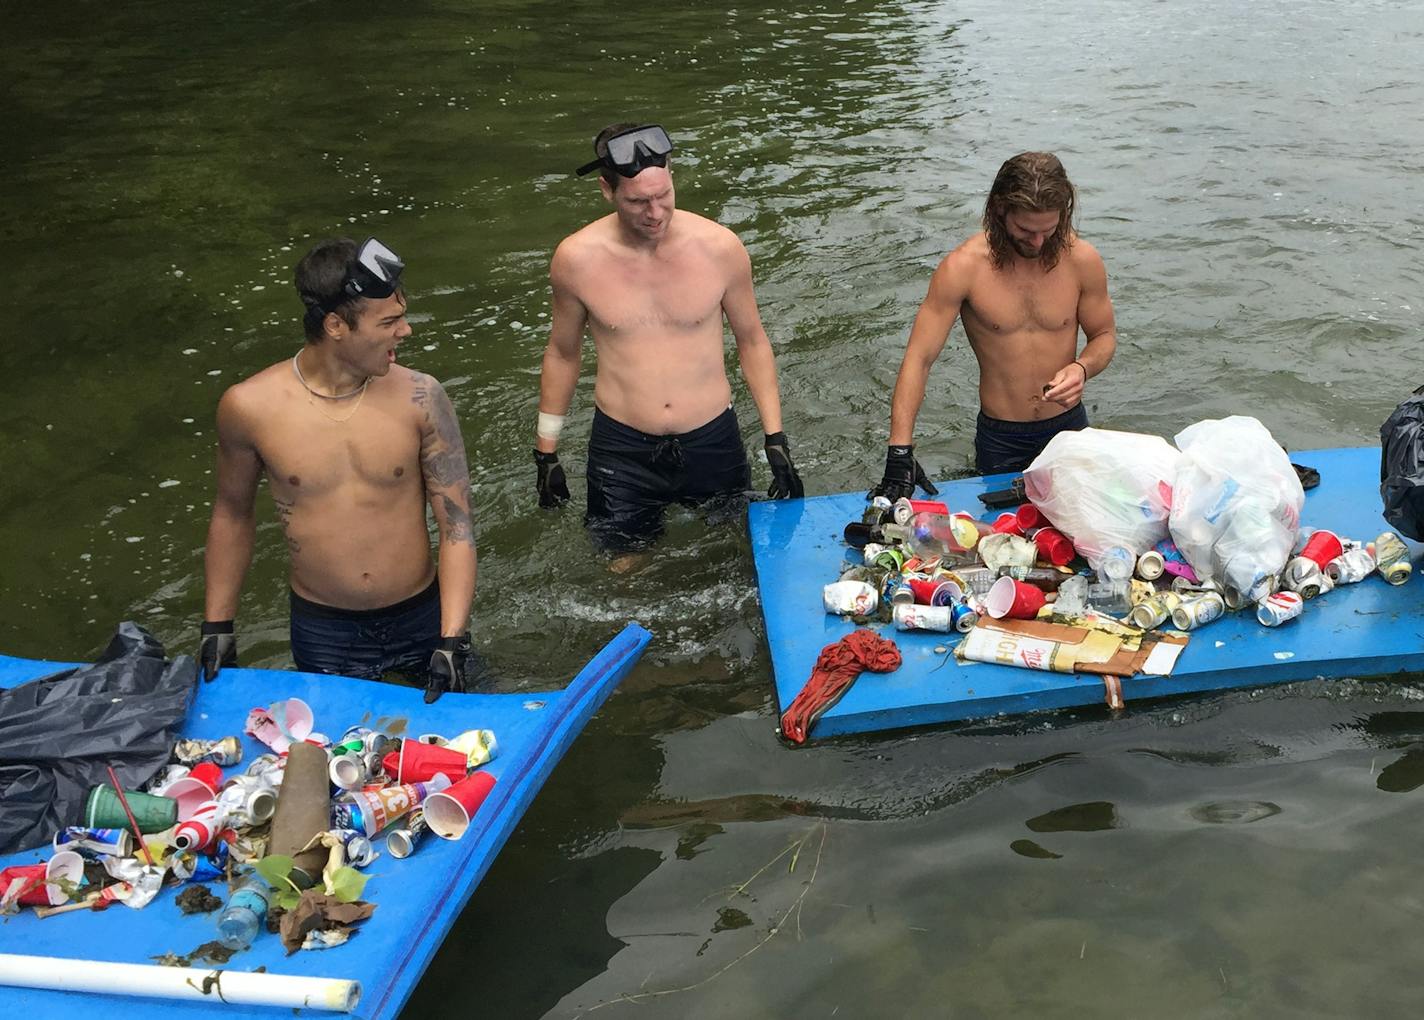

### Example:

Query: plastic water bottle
xmin=216 ymin=874 xmax=273 ymax=950
xmin=1098 ymin=546 xmax=1135 ymax=583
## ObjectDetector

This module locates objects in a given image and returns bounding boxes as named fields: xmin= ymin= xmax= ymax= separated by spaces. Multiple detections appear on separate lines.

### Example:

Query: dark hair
xmin=983 ymin=152 xmax=1077 ymax=271
xmin=294 ymin=237 xmax=362 ymax=342
xmin=593 ymin=122 xmax=642 ymax=190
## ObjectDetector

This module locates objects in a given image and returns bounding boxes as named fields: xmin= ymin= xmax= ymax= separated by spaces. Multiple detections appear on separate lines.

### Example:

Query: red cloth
xmin=779 ymin=629 xmax=902 ymax=744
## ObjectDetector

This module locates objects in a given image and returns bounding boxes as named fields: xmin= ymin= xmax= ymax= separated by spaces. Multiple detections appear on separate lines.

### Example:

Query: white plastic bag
xmin=1168 ymin=416 xmax=1304 ymax=602
xmin=1023 ymin=428 xmax=1180 ymax=572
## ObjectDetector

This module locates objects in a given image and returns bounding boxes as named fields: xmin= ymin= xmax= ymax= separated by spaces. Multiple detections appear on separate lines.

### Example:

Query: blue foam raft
xmin=0 ymin=622 xmax=651 ymax=1018
xmin=750 ymin=446 xmax=1424 ymax=739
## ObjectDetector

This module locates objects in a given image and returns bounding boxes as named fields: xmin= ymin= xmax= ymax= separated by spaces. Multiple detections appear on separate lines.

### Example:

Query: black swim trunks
xmin=975 ymin=403 xmax=1090 ymax=476
xmin=289 ymin=576 xmax=440 ymax=680
xmin=585 ymin=406 xmax=752 ymax=552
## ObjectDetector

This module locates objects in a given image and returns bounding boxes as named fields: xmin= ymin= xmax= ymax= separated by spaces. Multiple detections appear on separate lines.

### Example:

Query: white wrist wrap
xmin=536 ymin=412 xmax=567 ymax=442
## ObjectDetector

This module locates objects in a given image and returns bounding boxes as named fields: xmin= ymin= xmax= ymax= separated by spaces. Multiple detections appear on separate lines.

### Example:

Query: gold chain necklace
xmin=292 ymin=351 xmax=370 ymax=423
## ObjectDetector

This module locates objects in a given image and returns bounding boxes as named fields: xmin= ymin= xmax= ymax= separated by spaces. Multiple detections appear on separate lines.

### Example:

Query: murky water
xmin=5 ymin=0 xmax=1424 ymax=1016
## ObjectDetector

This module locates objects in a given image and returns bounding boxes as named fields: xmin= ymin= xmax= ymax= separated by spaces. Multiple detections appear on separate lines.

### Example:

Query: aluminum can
xmin=1127 ymin=591 xmax=1181 ymax=630
xmin=893 ymin=603 xmax=955 ymax=633
xmin=823 ymin=580 xmax=878 ymax=616
xmin=1325 ymin=548 xmax=1375 ymax=585
xmin=53 ymin=826 xmax=132 ymax=859
xmin=386 ymin=810 xmax=430 ymax=860
xmin=1256 ymin=590 xmax=1304 ymax=627
xmin=1283 ymin=556 xmax=1323 ymax=599
xmin=328 ymin=751 xmax=370 ymax=790
xmin=862 ymin=496 xmax=892 ymax=526
xmin=890 ymin=582 xmax=916 ymax=607
xmin=218 ymin=774 xmax=277 ymax=826
xmin=950 ymin=603 xmax=978 ymax=633
xmin=1373 ymin=531 xmax=1413 ymax=585
xmin=173 ymin=735 xmax=243 ymax=768
xmin=1136 ymin=550 xmax=1166 ymax=581
xmin=1171 ymin=592 xmax=1226 ymax=631
xmin=331 ymin=828 xmax=377 ymax=867
xmin=1222 ymin=585 xmax=1245 ymax=610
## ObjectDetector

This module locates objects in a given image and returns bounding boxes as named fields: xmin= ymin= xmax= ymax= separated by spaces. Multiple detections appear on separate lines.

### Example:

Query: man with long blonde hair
xmin=871 ymin=151 xmax=1117 ymax=494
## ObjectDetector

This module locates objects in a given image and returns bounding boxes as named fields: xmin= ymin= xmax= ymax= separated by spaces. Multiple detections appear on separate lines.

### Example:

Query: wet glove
xmin=198 ymin=620 xmax=238 ymax=682
xmin=764 ymin=432 xmax=805 ymax=500
xmin=534 ymin=449 xmax=570 ymax=509
xmin=425 ymin=634 xmax=471 ymax=704
xmin=869 ymin=444 xmax=939 ymax=501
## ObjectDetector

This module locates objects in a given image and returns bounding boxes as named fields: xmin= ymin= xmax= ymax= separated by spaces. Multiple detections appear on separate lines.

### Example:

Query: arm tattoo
xmin=437 ymin=493 xmax=474 ymax=545
xmin=415 ymin=375 xmax=476 ymax=545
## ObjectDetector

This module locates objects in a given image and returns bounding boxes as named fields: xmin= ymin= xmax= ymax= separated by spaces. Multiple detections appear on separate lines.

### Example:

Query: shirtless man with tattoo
xmin=533 ymin=123 xmax=803 ymax=553
xmin=198 ymin=237 xmax=478 ymax=702
xmin=871 ymin=151 xmax=1118 ymax=498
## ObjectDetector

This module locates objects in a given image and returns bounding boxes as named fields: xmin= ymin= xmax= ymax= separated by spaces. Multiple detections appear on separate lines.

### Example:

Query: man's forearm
xmin=1077 ymin=331 xmax=1117 ymax=378
xmin=203 ymin=510 xmax=256 ymax=620
xmin=436 ymin=542 xmax=477 ymax=637
xmin=536 ymin=346 xmax=581 ymax=453
xmin=736 ymin=336 xmax=784 ymax=435
xmin=887 ymin=361 xmax=931 ymax=446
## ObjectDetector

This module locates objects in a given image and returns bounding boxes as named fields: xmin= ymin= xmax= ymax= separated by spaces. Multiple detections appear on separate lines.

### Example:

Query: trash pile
xmin=825 ymin=416 xmax=1413 ymax=654
xmin=0 ymin=696 xmax=499 ymax=955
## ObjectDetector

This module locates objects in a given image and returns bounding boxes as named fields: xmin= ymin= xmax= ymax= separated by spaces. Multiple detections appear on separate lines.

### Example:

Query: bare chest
xmin=963 ymin=266 xmax=1080 ymax=337
xmin=253 ymin=396 xmax=422 ymax=499
xmin=581 ymin=252 xmax=726 ymax=336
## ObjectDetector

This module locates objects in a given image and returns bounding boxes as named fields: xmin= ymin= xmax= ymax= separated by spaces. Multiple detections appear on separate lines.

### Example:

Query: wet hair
xmin=294 ymin=237 xmax=363 ymax=342
xmin=982 ymin=152 xmax=1077 ymax=271
xmin=594 ymin=121 xmax=649 ymax=190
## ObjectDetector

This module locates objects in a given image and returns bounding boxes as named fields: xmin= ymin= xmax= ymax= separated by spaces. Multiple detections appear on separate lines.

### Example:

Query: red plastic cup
xmin=383 ymin=741 xmax=470 ymax=784
xmin=992 ymin=512 xmax=1024 ymax=536
xmin=1015 ymin=503 xmax=1046 ymax=531
xmin=423 ymin=772 xmax=497 ymax=840
xmin=0 ymin=864 xmax=49 ymax=907
xmin=189 ymin=762 xmax=224 ymax=789
xmin=905 ymin=578 xmax=941 ymax=605
xmin=985 ymin=576 xmax=1048 ymax=619
xmin=1033 ymin=527 xmax=1076 ymax=567
xmin=1300 ymin=530 xmax=1344 ymax=569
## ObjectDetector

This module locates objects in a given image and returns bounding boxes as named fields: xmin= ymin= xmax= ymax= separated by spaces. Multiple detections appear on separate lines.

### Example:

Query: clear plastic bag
xmin=1022 ymin=427 xmax=1180 ymax=572
xmin=1168 ymin=416 xmax=1304 ymax=602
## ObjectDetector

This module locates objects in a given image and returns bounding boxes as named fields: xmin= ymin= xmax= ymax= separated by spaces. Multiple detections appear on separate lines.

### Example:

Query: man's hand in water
xmin=869 ymin=444 xmax=939 ymax=501
xmin=764 ymin=432 xmax=805 ymax=500
xmin=534 ymin=450 xmax=570 ymax=508
xmin=426 ymin=634 xmax=471 ymax=703
xmin=1043 ymin=359 xmax=1088 ymax=408
xmin=198 ymin=621 xmax=238 ymax=682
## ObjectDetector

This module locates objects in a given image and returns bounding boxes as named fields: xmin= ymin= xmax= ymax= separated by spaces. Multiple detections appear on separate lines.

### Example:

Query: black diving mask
xmin=575 ymin=125 xmax=674 ymax=178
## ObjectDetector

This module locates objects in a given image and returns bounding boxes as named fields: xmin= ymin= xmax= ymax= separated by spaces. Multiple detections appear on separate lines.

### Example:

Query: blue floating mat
xmin=750 ymin=446 xmax=1423 ymax=738
xmin=0 ymin=622 xmax=650 ymax=1018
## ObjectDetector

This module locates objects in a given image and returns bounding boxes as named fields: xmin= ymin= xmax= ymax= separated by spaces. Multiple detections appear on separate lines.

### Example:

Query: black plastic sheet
xmin=1381 ymin=385 xmax=1424 ymax=540
xmin=0 ymin=622 xmax=196 ymax=854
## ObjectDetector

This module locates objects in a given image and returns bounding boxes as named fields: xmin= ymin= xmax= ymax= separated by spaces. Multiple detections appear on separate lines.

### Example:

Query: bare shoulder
xmin=678 ymin=209 xmax=741 ymax=249
xmin=216 ymin=359 xmax=288 ymax=434
xmin=1067 ymin=234 xmax=1107 ymax=274
xmin=553 ymin=216 xmax=615 ymax=271
xmin=390 ymin=366 xmax=447 ymax=409
xmin=928 ymin=234 xmax=986 ymax=297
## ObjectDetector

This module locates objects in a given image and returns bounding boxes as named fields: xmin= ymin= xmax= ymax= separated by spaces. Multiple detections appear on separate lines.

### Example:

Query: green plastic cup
xmin=84 ymin=785 xmax=178 ymax=833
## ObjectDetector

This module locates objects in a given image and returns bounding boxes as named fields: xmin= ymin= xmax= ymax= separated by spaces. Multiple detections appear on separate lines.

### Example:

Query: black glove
xmin=869 ymin=444 xmax=940 ymax=501
xmin=426 ymin=634 xmax=470 ymax=704
xmin=534 ymin=449 xmax=570 ymax=509
xmin=198 ymin=620 xmax=238 ymax=682
xmin=763 ymin=432 xmax=805 ymax=500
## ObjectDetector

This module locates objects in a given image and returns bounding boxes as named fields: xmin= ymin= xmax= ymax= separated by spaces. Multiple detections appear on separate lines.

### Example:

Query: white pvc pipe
xmin=0 ymin=953 xmax=360 ymax=1012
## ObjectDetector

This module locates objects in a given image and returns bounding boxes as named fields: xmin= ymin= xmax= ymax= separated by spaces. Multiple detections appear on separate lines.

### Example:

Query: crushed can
xmin=1127 ymin=591 xmax=1182 ymax=630
xmin=1373 ymin=531 xmax=1413 ymax=585
xmin=332 ymin=828 xmax=378 ymax=867
xmin=892 ymin=603 xmax=955 ymax=633
xmin=1256 ymin=590 xmax=1304 ymax=627
xmin=173 ymin=736 xmax=244 ymax=768
xmin=1171 ymin=592 xmax=1226 ymax=631
xmin=53 ymin=827 xmax=132 ymax=860
xmin=1326 ymin=548 xmax=1375 ymax=585
xmin=1283 ymin=556 xmax=1324 ymax=598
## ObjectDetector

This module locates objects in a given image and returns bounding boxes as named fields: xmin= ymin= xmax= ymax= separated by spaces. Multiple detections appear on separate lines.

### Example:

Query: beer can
xmin=328 ymin=751 xmax=370 ymax=790
xmin=1136 ymin=550 xmax=1166 ymax=581
xmin=173 ymin=735 xmax=244 ymax=768
xmin=1373 ymin=531 xmax=1413 ymax=585
xmin=1170 ymin=574 xmax=1222 ymax=595
xmin=890 ymin=582 xmax=916 ymax=607
xmin=823 ymin=580 xmax=878 ymax=616
xmin=53 ymin=826 xmax=132 ymax=860
xmin=1256 ymin=590 xmax=1304 ymax=627
xmin=1284 ymin=556 xmax=1323 ymax=599
xmin=863 ymin=496 xmax=893 ymax=526
xmin=1128 ymin=592 xmax=1181 ymax=630
xmin=950 ymin=603 xmax=978 ymax=633
xmin=893 ymin=603 xmax=955 ymax=633
xmin=1171 ymin=592 xmax=1226 ymax=631
xmin=386 ymin=810 xmax=430 ymax=860
xmin=1222 ymin=585 xmax=1245 ymax=611
xmin=1325 ymin=548 xmax=1375 ymax=585
xmin=332 ymin=828 xmax=378 ymax=867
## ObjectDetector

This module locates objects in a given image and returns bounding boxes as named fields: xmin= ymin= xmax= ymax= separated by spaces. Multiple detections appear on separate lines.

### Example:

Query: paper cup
xmin=44 ymin=850 xmax=86 ymax=905
xmin=383 ymin=741 xmax=470 ymax=784
xmin=85 ymin=785 xmax=178 ymax=833
xmin=424 ymin=772 xmax=497 ymax=840
xmin=985 ymin=576 xmax=1048 ymax=620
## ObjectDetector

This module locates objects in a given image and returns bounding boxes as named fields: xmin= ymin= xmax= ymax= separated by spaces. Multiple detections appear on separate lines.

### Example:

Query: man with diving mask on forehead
xmin=533 ymin=123 xmax=804 ymax=555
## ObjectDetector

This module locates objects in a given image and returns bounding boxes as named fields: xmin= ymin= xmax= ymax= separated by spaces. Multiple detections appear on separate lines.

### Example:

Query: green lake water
xmin=5 ymin=0 xmax=1424 ymax=1015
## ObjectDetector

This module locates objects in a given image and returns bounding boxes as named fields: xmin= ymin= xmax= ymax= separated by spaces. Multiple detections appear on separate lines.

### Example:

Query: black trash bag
xmin=1381 ymin=385 xmax=1424 ymax=541
xmin=0 ymin=622 xmax=197 ymax=854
